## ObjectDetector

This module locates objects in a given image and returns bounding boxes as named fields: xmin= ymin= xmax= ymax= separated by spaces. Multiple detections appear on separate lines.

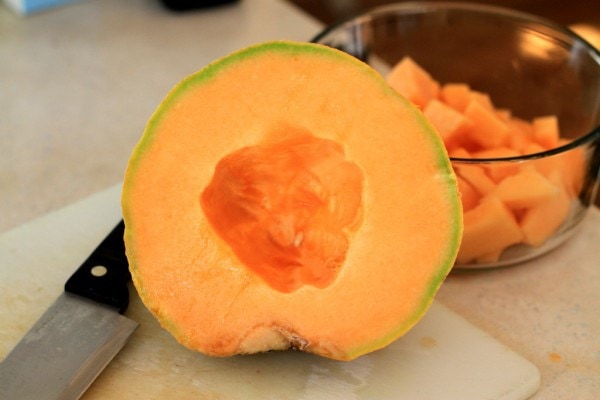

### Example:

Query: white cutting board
xmin=0 ymin=184 xmax=540 ymax=400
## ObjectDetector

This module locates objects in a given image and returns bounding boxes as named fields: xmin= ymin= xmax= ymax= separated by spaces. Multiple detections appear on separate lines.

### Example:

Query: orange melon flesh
xmin=532 ymin=115 xmax=560 ymax=149
xmin=423 ymin=99 xmax=473 ymax=145
xmin=440 ymin=83 xmax=471 ymax=112
xmin=455 ymin=165 xmax=496 ymax=196
xmin=521 ymin=188 xmax=571 ymax=247
xmin=473 ymin=148 xmax=522 ymax=183
xmin=463 ymin=100 xmax=510 ymax=148
xmin=456 ymin=196 xmax=524 ymax=264
xmin=491 ymin=167 xmax=560 ymax=210
xmin=553 ymin=139 xmax=587 ymax=197
xmin=456 ymin=176 xmax=480 ymax=212
xmin=122 ymin=41 xmax=462 ymax=361
xmin=386 ymin=56 xmax=440 ymax=108
xmin=201 ymin=131 xmax=364 ymax=293
xmin=387 ymin=56 xmax=584 ymax=264
xmin=506 ymin=120 xmax=534 ymax=153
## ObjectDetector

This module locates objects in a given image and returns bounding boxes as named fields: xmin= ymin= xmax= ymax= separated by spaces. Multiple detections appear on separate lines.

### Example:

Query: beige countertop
xmin=0 ymin=0 xmax=321 ymax=234
xmin=1 ymin=0 xmax=598 ymax=398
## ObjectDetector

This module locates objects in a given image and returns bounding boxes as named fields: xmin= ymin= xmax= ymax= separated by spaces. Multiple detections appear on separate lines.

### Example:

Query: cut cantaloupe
xmin=520 ymin=187 xmax=571 ymax=247
xmin=463 ymin=99 xmax=510 ymax=148
xmin=449 ymin=147 xmax=471 ymax=159
xmin=424 ymin=99 xmax=473 ymax=148
xmin=201 ymin=132 xmax=365 ymax=293
xmin=440 ymin=83 xmax=471 ymax=113
xmin=455 ymin=164 xmax=496 ymax=196
xmin=524 ymin=143 xmax=559 ymax=176
xmin=469 ymin=90 xmax=495 ymax=111
xmin=456 ymin=196 xmax=524 ymax=264
xmin=472 ymin=147 xmax=521 ymax=183
xmin=386 ymin=56 xmax=440 ymax=108
xmin=472 ymin=147 xmax=521 ymax=159
xmin=386 ymin=56 xmax=582 ymax=264
xmin=506 ymin=117 xmax=534 ymax=153
xmin=532 ymin=115 xmax=560 ymax=149
xmin=495 ymin=108 xmax=512 ymax=122
xmin=122 ymin=41 xmax=462 ymax=361
xmin=554 ymin=139 xmax=586 ymax=197
xmin=456 ymin=176 xmax=480 ymax=211
xmin=491 ymin=167 xmax=560 ymax=210
xmin=475 ymin=249 xmax=504 ymax=264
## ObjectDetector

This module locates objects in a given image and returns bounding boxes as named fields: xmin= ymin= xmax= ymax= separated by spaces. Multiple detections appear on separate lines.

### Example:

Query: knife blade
xmin=0 ymin=220 xmax=138 ymax=400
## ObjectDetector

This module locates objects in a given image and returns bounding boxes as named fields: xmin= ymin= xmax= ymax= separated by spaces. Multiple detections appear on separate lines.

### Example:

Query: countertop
xmin=1 ymin=0 xmax=598 ymax=398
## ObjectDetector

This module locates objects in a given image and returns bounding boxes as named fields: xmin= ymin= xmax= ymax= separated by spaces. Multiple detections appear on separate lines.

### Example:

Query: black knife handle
xmin=65 ymin=220 xmax=131 ymax=313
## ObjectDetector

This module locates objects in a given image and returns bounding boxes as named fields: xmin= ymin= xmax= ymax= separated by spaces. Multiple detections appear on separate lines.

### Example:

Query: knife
xmin=0 ymin=220 xmax=138 ymax=400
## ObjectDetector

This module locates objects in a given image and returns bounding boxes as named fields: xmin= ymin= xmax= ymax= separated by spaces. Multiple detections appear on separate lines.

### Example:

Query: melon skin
xmin=122 ymin=41 xmax=462 ymax=361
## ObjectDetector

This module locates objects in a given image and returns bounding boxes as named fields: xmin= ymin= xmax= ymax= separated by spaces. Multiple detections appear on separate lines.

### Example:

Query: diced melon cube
xmin=523 ymin=142 xmax=546 ymax=155
xmin=555 ymin=139 xmax=586 ymax=198
xmin=469 ymin=90 xmax=494 ymax=110
xmin=473 ymin=147 xmax=521 ymax=159
xmin=532 ymin=115 xmax=560 ymax=149
xmin=456 ymin=195 xmax=524 ymax=264
xmin=491 ymin=167 xmax=560 ymax=209
xmin=424 ymin=99 xmax=473 ymax=145
xmin=509 ymin=117 xmax=534 ymax=136
xmin=506 ymin=117 xmax=534 ymax=153
xmin=449 ymin=147 xmax=471 ymax=158
xmin=455 ymin=164 xmax=496 ymax=195
xmin=495 ymin=109 xmax=512 ymax=122
xmin=475 ymin=249 xmax=503 ymax=263
xmin=464 ymin=100 xmax=510 ymax=148
xmin=474 ymin=147 xmax=522 ymax=182
xmin=456 ymin=176 xmax=480 ymax=211
xmin=440 ymin=83 xmax=471 ymax=112
xmin=524 ymin=142 xmax=583 ymax=197
xmin=386 ymin=56 xmax=440 ymax=108
xmin=523 ymin=142 xmax=562 ymax=180
xmin=520 ymin=187 xmax=571 ymax=247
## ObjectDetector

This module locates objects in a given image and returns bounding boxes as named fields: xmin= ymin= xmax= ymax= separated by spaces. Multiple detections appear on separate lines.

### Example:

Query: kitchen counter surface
xmin=1 ymin=1 xmax=598 ymax=398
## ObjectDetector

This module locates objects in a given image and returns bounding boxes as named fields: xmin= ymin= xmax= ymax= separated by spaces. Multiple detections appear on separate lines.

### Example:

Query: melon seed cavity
xmin=201 ymin=130 xmax=364 ymax=293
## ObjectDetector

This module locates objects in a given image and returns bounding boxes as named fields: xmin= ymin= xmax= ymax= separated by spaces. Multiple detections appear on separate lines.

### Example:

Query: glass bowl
xmin=312 ymin=2 xmax=600 ymax=269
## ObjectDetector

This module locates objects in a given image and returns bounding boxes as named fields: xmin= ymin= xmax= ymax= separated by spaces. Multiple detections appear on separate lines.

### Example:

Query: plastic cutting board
xmin=0 ymin=184 xmax=541 ymax=399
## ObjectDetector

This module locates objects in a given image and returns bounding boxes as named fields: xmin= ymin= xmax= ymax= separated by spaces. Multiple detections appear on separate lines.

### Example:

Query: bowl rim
xmin=311 ymin=1 xmax=600 ymax=163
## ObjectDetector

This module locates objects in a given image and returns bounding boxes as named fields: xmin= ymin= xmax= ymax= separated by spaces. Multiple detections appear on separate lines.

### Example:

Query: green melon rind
xmin=122 ymin=40 xmax=463 ymax=360
xmin=345 ymin=123 xmax=461 ymax=359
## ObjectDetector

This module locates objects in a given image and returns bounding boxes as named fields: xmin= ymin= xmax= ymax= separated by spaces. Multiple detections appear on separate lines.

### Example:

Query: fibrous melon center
xmin=201 ymin=130 xmax=364 ymax=293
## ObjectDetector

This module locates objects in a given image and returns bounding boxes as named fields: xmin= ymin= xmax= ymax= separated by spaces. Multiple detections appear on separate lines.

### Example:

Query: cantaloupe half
xmin=122 ymin=41 xmax=462 ymax=361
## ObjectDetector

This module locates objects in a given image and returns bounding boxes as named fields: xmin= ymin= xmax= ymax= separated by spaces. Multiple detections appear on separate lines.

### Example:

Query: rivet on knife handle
xmin=65 ymin=220 xmax=130 ymax=313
